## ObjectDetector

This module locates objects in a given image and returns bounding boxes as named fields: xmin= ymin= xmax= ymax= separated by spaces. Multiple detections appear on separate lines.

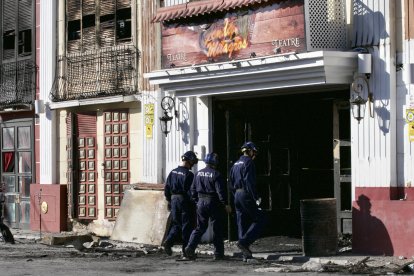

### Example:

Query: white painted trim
xmin=39 ymin=0 xmax=57 ymax=184
xmin=145 ymin=51 xmax=358 ymax=97
xmin=49 ymin=95 xmax=140 ymax=109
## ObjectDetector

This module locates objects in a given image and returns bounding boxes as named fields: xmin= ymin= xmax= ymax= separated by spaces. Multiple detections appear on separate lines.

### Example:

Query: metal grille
xmin=305 ymin=0 xmax=348 ymax=50
xmin=103 ymin=111 xmax=129 ymax=220
xmin=0 ymin=60 xmax=36 ymax=108
xmin=50 ymin=45 xmax=139 ymax=101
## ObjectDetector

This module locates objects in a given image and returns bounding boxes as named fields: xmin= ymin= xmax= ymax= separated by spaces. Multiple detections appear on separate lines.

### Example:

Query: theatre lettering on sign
xmin=161 ymin=0 xmax=306 ymax=68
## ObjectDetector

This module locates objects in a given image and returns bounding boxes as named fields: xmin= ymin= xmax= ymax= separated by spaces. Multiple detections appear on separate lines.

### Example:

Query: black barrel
xmin=300 ymin=198 xmax=338 ymax=256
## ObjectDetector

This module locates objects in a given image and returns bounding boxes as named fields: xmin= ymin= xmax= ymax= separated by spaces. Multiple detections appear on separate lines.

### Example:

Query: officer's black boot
xmin=184 ymin=247 xmax=196 ymax=260
xmin=162 ymin=241 xmax=173 ymax=256
xmin=236 ymin=241 xmax=252 ymax=258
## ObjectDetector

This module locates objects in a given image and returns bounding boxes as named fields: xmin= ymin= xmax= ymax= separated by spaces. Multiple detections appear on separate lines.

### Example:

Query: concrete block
xmin=110 ymin=190 xmax=169 ymax=246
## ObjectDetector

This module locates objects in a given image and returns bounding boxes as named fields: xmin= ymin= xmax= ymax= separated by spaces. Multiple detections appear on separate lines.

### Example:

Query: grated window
xmin=305 ymin=0 xmax=348 ymax=51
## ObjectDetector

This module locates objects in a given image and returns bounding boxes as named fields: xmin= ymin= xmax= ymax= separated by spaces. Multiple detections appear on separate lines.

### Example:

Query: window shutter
xmin=117 ymin=0 xmax=131 ymax=9
xmin=18 ymin=0 xmax=32 ymax=32
xmin=3 ymin=0 xmax=16 ymax=32
xmin=100 ymin=0 xmax=116 ymax=47
xmin=82 ymin=0 xmax=96 ymax=15
xmin=67 ymin=0 xmax=81 ymax=21
xmin=76 ymin=113 xmax=97 ymax=135
xmin=3 ymin=0 xmax=17 ymax=60
xmin=101 ymin=0 xmax=116 ymax=16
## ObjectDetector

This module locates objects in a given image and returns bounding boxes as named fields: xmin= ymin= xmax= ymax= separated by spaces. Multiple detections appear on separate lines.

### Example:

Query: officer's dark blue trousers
xmin=234 ymin=189 xmax=264 ymax=247
xmin=187 ymin=197 xmax=225 ymax=256
xmin=165 ymin=195 xmax=193 ymax=253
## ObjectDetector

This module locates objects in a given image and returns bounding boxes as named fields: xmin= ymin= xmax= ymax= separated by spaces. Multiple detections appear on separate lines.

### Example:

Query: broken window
xmin=3 ymin=31 xmax=15 ymax=50
xmin=68 ymin=20 xmax=81 ymax=41
xmin=18 ymin=30 xmax=32 ymax=56
xmin=116 ymin=8 xmax=131 ymax=41
xmin=83 ymin=14 xmax=96 ymax=29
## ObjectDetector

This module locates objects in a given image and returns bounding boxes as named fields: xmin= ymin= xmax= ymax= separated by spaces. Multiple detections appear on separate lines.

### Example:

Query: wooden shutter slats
xmin=18 ymin=0 xmax=32 ymax=31
xmin=3 ymin=0 xmax=17 ymax=31
xmin=100 ymin=21 xmax=115 ymax=47
xmin=101 ymin=0 xmax=116 ymax=16
xmin=76 ymin=113 xmax=97 ymax=136
xmin=82 ymin=0 xmax=96 ymax=15
xmin=117 ymin=0 xmax=131 ymax=9
xmin=67 ymin=0 xmax=81 ymax=21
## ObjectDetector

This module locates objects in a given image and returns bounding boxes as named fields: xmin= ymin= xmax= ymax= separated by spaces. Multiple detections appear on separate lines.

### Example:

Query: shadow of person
xmin=352 ymin=194 xmax=393 ymax=255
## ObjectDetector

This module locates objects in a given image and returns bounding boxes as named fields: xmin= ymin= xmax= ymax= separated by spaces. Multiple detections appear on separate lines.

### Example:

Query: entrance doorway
xmin=0 ymin=120 xmax=34 ymax=229
xmin=213 ymin=91 xmax=351 ymax=238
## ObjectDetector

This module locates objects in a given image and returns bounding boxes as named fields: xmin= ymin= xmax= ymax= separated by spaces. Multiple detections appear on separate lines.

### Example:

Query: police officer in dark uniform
xmin=163 ymin=151 xmax=198 ymax=257
xmin=184 ymin=153 xmax=232 ymax=260
xmin=0 ymin=183 xmax=14 ymax=244
xmin=230 ymin=141 xmax=264 ymax=261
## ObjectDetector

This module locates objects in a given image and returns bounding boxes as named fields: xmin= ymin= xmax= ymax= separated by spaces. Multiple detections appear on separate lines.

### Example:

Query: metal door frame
xmin=333 ymin=101 xmax=352 ymax=234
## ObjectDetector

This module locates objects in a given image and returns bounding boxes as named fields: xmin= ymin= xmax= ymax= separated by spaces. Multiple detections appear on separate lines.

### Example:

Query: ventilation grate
xmin=305 ymin=0 xmax=348 ymax=51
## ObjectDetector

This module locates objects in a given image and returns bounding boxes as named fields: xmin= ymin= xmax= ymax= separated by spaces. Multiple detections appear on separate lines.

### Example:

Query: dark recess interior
xmin=212 ymin=90 xmax=350 ymax=239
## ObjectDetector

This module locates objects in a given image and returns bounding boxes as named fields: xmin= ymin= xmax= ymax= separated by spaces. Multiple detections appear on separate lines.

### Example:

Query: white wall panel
xmin=165 ymin=96 xmax=194 ymax=180
xmin=141 ymin=90 xmax=163 ymax=183
xmin=397 ymin=36 xmax=414 ymax=188
xmin=163 ymin=95 xmax=212 ymax=180
xmin=351 ymin=0 xmax=396 ymax=191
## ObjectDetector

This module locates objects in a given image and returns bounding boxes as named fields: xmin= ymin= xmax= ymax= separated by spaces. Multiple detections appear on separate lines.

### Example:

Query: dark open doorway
xmin=212 ymin=90 xmax=350 ymax=239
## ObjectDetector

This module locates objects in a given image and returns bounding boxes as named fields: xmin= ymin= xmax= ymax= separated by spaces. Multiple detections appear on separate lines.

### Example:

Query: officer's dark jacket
xmin=164 ymin=166 xmax=194 ymax=202
xmin=190 ymin=166 xmax=227 ymax=205
xmin=229 ymin=155 xmax=258 ymax=201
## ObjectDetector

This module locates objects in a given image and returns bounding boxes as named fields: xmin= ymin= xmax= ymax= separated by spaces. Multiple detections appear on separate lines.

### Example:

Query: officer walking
xmin=163 ymin=151 xmax=198 ymax=258
xmin=184 ymin=153 xmax=232 ymax=260
xmin=230 ymin=141 xmax=264 ymax=261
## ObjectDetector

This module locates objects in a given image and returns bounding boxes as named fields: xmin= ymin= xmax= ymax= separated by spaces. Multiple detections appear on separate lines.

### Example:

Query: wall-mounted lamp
xmin=159 ymin=96 xmax=178 ymax=137
xmin=169 ymin=63 xmax=176 ymax=68
xmin=159 ymin=111 xmax=173 ymax=137
xmin=250 ymin=52 xmax=256 ymax=58
xmin=350 ymin=94 xmax=367 ymax=122
xmin=350 ymin=75 xmax=374 ymax=122
xmin=208 ymin=57 xmax=215 ymax=63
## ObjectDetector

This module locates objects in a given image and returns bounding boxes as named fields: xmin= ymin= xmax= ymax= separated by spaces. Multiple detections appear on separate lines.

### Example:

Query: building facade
xmin=145 ymin=0 xmax=414 ymax=257
xmin=31 ymin=0 xmax=160 ymax=235
xmin=3 ymin=0 xmax=412 ymax=257
xmin=0 ymin=0 xmax=37 ymax=230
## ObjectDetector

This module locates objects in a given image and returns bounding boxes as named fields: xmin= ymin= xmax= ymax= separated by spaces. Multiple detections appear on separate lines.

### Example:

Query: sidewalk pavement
xmin=8 ymin=228 xmax=414 ymax=273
